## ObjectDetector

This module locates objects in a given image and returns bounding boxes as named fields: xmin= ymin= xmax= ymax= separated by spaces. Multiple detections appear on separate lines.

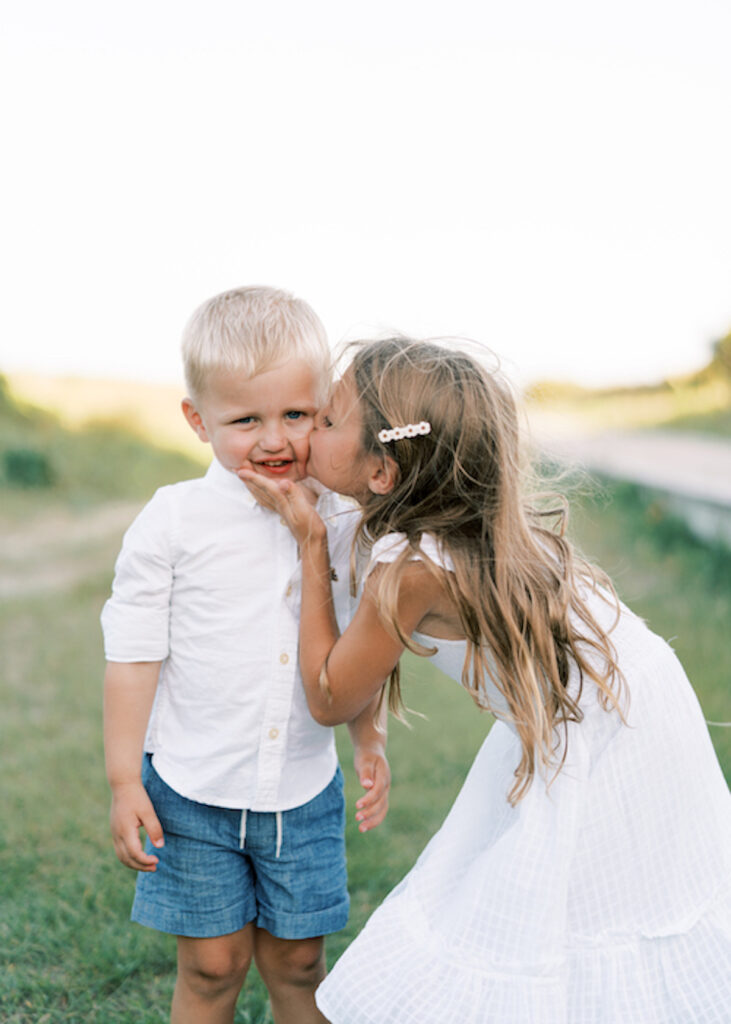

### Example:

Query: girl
xmin=241 ymin=337 xmax=731 ymax=1023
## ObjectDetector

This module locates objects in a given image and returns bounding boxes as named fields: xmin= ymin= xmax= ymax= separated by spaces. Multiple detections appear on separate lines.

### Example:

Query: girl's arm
xmin=290 ymin=511 xmax=392 ymax=828
xmin=239 ymin=471 xmax=441 ymax=725
xmin=303 ymin=558 xmax=437 ymax=724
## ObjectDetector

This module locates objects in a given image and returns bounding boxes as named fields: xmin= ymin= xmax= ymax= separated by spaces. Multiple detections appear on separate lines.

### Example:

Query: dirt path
xmin=532 ymin=423 xmax=731 ymax=507
xmin=0 ymin=500 xmax=142 ymax=599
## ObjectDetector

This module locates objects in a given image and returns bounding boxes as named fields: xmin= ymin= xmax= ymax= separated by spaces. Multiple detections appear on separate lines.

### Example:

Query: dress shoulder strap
xmin=366 ymin=532 xmax=455 ymax=578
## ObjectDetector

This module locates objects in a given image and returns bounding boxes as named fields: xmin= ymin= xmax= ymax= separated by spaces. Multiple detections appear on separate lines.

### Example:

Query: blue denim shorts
xmin=132 ymin=755 xmax=349 ymax=940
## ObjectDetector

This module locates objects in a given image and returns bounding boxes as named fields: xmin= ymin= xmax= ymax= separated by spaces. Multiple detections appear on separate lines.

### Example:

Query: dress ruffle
xmin=317 ymin=884 xmax=731 ymax=1023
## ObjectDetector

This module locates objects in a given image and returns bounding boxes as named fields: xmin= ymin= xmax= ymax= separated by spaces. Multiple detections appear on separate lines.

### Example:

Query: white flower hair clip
xmin=378 ymin=421 xmax=432 ymax=443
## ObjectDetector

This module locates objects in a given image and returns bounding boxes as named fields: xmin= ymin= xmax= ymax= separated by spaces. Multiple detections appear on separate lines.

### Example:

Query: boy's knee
xmin=283 ymin=938 xmax=326 ymax=985
xmin=178 ymin=934 xmax=253 ymax=998
xmin=255 ymin=933 xmax=325 ymax=989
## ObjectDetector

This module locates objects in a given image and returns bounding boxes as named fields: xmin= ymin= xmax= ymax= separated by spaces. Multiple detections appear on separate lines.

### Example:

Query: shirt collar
xmin=203 ymin=457 xmax=359 ymax=520
xmin=204 ymin=458 xmax=258 ymax=508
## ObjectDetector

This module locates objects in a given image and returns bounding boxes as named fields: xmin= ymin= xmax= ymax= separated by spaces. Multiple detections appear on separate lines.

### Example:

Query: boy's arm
xmin=104 ymin=661 xmax=164 ymax=871
xmin=347 ymin=693 xmax=390 ymax=833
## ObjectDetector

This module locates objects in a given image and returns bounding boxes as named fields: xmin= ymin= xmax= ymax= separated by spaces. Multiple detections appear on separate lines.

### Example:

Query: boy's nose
xmin=260 ymin=427 xmax=286 ymax=452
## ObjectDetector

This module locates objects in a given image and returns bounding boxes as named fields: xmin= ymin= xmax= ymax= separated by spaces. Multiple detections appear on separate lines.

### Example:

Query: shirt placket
xmin=253 ymin=522 xmax=300 ymax=807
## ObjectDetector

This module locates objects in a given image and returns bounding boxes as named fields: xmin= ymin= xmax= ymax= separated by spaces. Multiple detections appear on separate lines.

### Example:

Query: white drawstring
xmin=275 ymin=810 xmax=283 ymax=859
xmin=239 ymin=808 xmax=282 ymax=857
xmin=239 ymin=809 xmax=248 ymax=850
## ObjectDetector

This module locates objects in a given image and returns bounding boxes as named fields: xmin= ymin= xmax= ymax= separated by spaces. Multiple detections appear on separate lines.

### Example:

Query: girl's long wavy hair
xmin=348 ymin=337 xmax=626 ymax=804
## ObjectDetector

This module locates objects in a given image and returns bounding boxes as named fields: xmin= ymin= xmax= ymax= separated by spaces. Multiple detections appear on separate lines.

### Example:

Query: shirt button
xmin=285 ymin=584 xmax=293 ymax=597
xmin=268 ymin=727 xmax=279 ymax=740
xmin=280 ymin=517 xmax=287 ymax=526
xmin=279 ymin=652 xmax=289 ymax=665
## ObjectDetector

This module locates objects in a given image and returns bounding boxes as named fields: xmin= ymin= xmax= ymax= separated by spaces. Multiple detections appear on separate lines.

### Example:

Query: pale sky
xmin=1 ymin=0 xmax=730 ymax=388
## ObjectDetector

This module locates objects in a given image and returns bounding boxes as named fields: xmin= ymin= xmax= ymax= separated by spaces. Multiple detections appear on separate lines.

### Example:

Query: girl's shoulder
xmin=367 ymin=532 xmax=455 ymax=576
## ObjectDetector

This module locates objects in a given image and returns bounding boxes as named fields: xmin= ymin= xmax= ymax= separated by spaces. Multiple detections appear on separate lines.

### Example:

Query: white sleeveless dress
xmin=316 ymin=533 xmax=731 ymax=1023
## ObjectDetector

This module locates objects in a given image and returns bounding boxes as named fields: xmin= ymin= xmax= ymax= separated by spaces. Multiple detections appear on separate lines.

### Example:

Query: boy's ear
xmin=367 ymin=455 xmax=398 ymax=496
xmin=181 ymin=398 xmax=210 ymax=443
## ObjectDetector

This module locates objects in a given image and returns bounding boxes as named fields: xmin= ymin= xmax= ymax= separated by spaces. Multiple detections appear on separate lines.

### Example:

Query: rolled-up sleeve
xmin=101 ymin=489 xmax=174 ymax=662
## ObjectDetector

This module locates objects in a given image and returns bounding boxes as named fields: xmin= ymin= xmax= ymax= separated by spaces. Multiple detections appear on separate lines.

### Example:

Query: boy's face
xmin=182 ymin=361 xmax=318 ymax=482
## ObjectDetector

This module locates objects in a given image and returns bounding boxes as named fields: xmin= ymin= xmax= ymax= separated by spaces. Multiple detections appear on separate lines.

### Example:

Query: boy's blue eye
xmin=285 ymin=410 xmax=307 ymax=421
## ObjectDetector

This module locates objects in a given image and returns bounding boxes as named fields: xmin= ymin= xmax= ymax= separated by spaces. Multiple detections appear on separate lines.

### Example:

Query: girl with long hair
xmin=242 ymin=337 xmax=730 ymax=1023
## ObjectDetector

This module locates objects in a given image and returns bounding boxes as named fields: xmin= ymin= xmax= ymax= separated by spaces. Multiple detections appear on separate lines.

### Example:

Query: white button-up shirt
xmin=101 ymin=458 xmax=358 ymax=811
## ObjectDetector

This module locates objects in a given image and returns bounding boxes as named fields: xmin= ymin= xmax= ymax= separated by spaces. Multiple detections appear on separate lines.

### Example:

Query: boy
xmin=102 ymin=286 xmax=389 ymax=1024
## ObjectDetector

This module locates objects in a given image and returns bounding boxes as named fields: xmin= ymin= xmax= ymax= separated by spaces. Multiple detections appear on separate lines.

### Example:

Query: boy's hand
xmin=110 ymin=780 xmax=164 ymax=872
xmin=353 ymin=745 xmax=391 ymax=833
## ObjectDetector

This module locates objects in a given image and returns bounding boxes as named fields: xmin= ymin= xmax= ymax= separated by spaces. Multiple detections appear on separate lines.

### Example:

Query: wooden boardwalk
xmin=533 ymin=426 xmax=731 ymax=547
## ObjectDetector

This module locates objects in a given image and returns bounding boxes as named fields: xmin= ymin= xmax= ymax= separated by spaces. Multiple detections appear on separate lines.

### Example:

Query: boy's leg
xmin=253 ymin=928 xmax=328 ymax=1024
xmin=245 ymin=770 xmax=348 ymax=1022
xmin=171 ymin=924 xmax=255 ymax=1024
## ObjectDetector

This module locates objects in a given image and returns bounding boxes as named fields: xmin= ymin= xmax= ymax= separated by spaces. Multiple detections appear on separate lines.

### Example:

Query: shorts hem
xmin=131 ymin=899 xmax=257 ymax=939
xmin=257 ymin=897 xmax=350 ymax=940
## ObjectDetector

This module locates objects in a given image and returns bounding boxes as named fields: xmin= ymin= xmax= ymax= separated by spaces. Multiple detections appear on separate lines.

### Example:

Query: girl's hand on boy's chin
xmin=238 ymin=468 xmax=287 ymax=510
xmin=239 ymin=470 xmax=319 ymax=507
xmin=237 ymin=471 xmax=319 ymax=532
xmin=239 ymin=469 xmax=326 ymax=544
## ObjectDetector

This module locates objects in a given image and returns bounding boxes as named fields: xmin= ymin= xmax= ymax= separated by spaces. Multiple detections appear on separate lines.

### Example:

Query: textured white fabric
xmin=317 ymin=533 xmax=731 ymax=1023
xmin=101 ymin=458 xmax=358 ymax=811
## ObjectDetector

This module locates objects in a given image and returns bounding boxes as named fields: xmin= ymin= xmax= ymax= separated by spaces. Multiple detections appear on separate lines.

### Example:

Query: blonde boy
xmin=102 ymin=287 xmax=389 ymax=1024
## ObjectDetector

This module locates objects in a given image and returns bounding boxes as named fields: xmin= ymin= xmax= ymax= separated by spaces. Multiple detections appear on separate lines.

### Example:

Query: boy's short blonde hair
xmin=182 ymin=286 xmax=331 ymax=400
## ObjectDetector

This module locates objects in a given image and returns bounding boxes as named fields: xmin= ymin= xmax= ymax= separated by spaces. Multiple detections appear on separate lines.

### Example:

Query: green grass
xmin=5 ymin=372 xmax=203 ymax=462
xmin=0 ymin=374 xmax=204 ymax=518
xmin=526 ymin=377 xmax=731 ymax=437
xmin=525 ymin=334 xmax=731 ymax=437
xmin=656 ymin=403 xmax=731 ymax=436
xmin=566 ymin=477 xmax=731 ymax=772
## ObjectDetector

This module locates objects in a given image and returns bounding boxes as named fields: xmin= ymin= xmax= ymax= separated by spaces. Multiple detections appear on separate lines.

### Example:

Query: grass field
xmin=1 ymin=383 xmax=729 ymax=1022
xmin=4 ymin=372 xmax=202 ymax=461
xmin=526 ymin=375 xmax=731 ymax=436
xmin=525 ymin=334 xmax=731 ymax=437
